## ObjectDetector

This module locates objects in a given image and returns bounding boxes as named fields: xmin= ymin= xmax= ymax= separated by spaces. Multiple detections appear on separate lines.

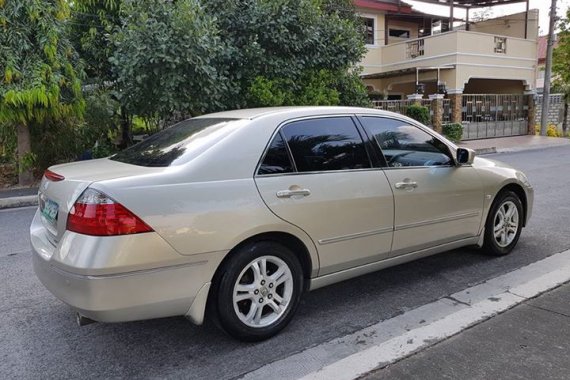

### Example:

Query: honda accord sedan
xmin=31 ymin=107 xmax=533 ymax=341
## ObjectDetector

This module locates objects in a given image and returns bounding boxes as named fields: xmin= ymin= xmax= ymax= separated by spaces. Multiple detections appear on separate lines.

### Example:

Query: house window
xmin=494 ymin=37 xmax=507 ymax=54
xmin=389 ymin=29 xmax=411 ymax=39
xmin=362 ymin=17 xmax=375 ymax=45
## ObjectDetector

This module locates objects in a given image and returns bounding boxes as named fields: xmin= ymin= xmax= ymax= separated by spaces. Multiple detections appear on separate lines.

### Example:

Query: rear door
xmin=254 ymin=116 xmax=394 ymax=276
xmin=358 ymin=116 xmax=484 ymax=256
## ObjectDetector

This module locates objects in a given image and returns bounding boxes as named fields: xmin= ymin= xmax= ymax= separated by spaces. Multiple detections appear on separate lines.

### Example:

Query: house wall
xmin=357 ymin=8 xmax=386 ymax=46
xmin=469 ymin=10 xmax=539 ymax=40
xmin=358 ymin=8 xmax=386 ymax=70
xmin=386 ymin=19 xmax=420 ymax=44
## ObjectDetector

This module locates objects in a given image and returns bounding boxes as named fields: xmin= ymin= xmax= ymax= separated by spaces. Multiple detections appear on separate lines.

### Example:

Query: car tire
xmin=215 ymin=241 xmax=304 ymax=341
xmin=482 ymin=191 xmax=524 ymax=256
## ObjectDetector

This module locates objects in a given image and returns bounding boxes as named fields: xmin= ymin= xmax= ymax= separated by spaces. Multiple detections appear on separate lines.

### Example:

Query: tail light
xmin=67 ymin=188 xmax=153 ymax=236
xmin=44 ymin=169 xmax=65 ymax=182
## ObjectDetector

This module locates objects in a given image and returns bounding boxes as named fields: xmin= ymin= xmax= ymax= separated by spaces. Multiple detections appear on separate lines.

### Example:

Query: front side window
xmin=360 ymin=117 xmax=453 ymax=168
xmin=281 ymin=117 xmax=371 ymax=173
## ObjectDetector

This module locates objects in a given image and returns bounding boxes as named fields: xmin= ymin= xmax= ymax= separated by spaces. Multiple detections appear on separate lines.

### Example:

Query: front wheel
xmin=215 ymin=241 xmax=303 ymax=341
xmin=483 ymin=191 xmax=523 ymax=256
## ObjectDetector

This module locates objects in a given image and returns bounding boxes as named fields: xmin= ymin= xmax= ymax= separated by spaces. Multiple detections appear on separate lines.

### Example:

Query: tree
xmin=471 ymin=7 xmax=494 ymax=22
xmin=553 ymin=8 xmax=570 ymax=136
xmin=205 ymin=0 xmax=369 ymax=109
xmin=0 ymin=0 xmax=84 ymax=185
xmin=109 ymin=0 xmax=227 ymax=126
xmin=69 ymin=0 xmax=133 ymax=147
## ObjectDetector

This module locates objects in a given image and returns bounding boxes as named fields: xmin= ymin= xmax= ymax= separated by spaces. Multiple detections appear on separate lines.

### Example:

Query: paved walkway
xmin=460 ymin=135 xmax=570 ymax=154
xmin=0 ymin=186 xmax=38 ymax=199
xmin=363 ymin=282 xmax=570 ymax=380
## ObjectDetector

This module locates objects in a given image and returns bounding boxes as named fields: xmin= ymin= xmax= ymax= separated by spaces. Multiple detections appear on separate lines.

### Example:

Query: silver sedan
xmin=31 ymin=107 xmax=533 ymax=341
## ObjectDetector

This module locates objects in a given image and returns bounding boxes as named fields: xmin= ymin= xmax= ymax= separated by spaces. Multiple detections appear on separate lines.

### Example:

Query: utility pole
xmin=541 ymin=0 xmax=558 ymax=136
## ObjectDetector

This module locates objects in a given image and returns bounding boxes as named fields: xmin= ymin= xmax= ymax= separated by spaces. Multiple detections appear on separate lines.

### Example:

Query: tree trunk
xmin=16 ymin=123 xmax=33 ymax=186
xmin=119 ymin=106 xmax=132 ymax=149
xmin=563 ymin=95 xmax=569 ymax=136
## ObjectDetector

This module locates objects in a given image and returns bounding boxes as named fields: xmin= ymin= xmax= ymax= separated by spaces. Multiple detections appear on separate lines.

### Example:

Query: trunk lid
xmin=38 ymin=158 xmax=160 ymax=244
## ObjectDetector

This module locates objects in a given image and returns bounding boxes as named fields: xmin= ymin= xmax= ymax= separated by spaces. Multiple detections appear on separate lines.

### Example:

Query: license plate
xmin=41 ymin=198 xmax=59 ymax=224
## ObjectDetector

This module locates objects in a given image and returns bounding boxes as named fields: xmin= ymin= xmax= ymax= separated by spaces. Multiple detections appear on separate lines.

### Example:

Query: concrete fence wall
xmin=535 ymin=94 xmax=569 ymax=131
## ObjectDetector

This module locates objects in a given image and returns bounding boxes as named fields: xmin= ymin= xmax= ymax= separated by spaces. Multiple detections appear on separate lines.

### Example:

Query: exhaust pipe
xmin=76 ymin=313 xmax=96 ymax=327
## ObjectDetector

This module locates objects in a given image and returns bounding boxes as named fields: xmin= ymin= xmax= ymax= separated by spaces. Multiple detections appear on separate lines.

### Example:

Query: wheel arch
xmin=207 ymin=231 xmax=315 ymax=316
xmin=497 ymin=183 xmax=528 ymax=227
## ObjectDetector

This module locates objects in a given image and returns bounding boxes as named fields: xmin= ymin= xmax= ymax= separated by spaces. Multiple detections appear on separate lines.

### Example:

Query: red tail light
xmin=67 ymin=188 xmax=153 ymax=236
xmin=44 ymin=169 xmax=65 ymax=182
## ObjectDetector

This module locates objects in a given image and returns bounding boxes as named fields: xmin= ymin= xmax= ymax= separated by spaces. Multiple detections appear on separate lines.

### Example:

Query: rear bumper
xmin=30 ymin=210 xmax=225 ymax=323
xmin=33 ymin=253 xmax=199 ymax=322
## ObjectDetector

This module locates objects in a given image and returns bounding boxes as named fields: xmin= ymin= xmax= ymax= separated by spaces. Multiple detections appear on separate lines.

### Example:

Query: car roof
xmin=194 ymin=106 xmax=395 ymax=120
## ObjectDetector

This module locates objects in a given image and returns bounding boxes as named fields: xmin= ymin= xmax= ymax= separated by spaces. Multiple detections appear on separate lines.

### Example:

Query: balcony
xmin=361 ymin=30 xmax=537 ymax=77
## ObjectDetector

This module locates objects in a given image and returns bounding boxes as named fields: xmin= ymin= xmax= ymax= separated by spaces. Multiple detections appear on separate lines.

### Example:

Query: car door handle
xmin=395 ymin=181 xmax=418 ymax=190
xmin=276 ymin=189 xmax=311 ymax=198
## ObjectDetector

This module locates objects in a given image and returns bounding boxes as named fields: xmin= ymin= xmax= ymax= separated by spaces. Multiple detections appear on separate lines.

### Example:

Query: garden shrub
xmin=406 ymin=104 xmax=430 ymax=125
xmin=442 ymin=123 xmax=463 ymax=143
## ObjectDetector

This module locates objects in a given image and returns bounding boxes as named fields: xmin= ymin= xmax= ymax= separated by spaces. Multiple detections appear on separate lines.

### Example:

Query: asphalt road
xmin=2 ymin=146 xmax=570 ymax=380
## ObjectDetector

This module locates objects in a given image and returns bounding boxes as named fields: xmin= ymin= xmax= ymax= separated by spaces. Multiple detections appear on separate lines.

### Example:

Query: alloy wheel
xmin=493 ymin=200 xmax=519 ymax=248
xmin=232 ymin=255 xmax=294 ymax=328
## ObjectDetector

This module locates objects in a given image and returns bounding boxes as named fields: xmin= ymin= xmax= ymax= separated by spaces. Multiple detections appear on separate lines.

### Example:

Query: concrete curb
xmin=473 ymin=147 xmax=497 ymax=155
xmin=474 ymin=143 xmax=570 ymax=156
xmin=0 ymin=195 xmax=38 ymax=210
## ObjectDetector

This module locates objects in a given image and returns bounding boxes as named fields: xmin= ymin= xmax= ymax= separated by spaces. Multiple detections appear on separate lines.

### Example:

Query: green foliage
xmin=247 ymin=70 xmax=341 ymax=107
xmin=19 ymin=151 xmax=36 ymax=174
xmin=442 ymin=123 xmax=463 ymax=143
xmin=110 ymin=0 xmax=227 ymax=123
xmin=69 ymin=0 xmax=121 ymax=81
xmin=553 ymin=8 xmax=570 ymax=92
xmin=0 ymin=123 xmax=16 ymax=164
xmin=406 ymin=104 xmax=430 ymax=125
xmin=0 ymin=0 xmax=85 ymax=125
xmin=204 ymin=0 xmax=368 ymax=109
xmin=0 ymin=0 xmax=85 ymax=181
xmin=83 ymin=89 xmax=119 ymax=134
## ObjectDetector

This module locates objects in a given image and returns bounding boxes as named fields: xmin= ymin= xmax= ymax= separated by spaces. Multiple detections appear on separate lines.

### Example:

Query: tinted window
xmin=282 ymin=117 xmax=370 ymax=172
xmin=360 ymin=117 xmax=453 ymax=167
xmin=111 ymin=118 xmax=241 ymax=167
xmin=258 ymin=133 xmax=294 ymax=175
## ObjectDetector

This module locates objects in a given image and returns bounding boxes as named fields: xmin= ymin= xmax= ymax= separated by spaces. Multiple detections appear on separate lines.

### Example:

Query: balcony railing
xmin=406 ymin=39 xmax=424 ymax=59
xmin=361 ymin=30 xmax=537 ymax=76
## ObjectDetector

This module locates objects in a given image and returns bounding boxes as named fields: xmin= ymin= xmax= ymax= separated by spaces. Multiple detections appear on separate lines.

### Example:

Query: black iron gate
xmin=462 ymin=94 xmax=529 ymax=140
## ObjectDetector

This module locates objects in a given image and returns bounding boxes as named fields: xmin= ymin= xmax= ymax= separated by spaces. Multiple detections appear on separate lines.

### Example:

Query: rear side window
xmin=111 ymin=118 xmax=241 ymax=167
xmin=258 ymin=133 xmax=295 ymax=175
xmin=281 ymin=117 xmax=370 ymax=172
xmin=360 ymin=117 xmax=453 ymax=167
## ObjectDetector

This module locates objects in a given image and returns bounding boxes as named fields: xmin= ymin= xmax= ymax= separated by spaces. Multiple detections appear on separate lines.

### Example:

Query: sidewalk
xmin=363 ymin=281 xmax=570 ymax=380
xmin=0 ymin=186 xmax=38 ymax=209
xmin=459 ymin=135 xmax=570 ymax=155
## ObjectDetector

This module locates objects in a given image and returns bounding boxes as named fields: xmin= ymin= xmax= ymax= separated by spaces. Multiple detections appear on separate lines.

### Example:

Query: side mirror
xmin=456 ymin=148 xmax=475 ymax=165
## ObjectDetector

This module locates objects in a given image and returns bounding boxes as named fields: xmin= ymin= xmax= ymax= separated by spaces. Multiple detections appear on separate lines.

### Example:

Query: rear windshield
xmin=110 ymin=118 xmax=242 ymax=167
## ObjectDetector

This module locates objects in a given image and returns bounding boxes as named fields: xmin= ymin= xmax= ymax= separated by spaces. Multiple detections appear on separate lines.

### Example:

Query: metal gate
xmin=462 ymin=95 xmax=529 ymax=140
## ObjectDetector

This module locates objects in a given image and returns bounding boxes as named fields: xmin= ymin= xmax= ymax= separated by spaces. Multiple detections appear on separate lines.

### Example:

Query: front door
xmin=255 ymin=116 xmax=394 ymax=275
xmin=358 ymin=116 xmax=484 ymax=255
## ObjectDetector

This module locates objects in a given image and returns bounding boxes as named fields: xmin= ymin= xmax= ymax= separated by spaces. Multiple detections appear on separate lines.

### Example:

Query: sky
xmin=405 ymin=0 xmax=570 ymax=35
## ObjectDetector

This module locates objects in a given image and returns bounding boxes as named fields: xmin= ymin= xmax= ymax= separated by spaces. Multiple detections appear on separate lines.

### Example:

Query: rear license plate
xmin=41 ymin=198 xmax=59 ymax=224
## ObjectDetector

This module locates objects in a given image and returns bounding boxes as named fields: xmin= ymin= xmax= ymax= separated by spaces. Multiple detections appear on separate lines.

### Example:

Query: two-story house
xmin=355 ymin=0 xmax=539 ymax=139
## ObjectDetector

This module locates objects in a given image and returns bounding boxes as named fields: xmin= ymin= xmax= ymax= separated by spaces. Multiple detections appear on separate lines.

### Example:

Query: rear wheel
xmin=215 ymin=241 xmax=303 ymax=341
xmin=483 ymin=191 xmax=523 ymax=256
